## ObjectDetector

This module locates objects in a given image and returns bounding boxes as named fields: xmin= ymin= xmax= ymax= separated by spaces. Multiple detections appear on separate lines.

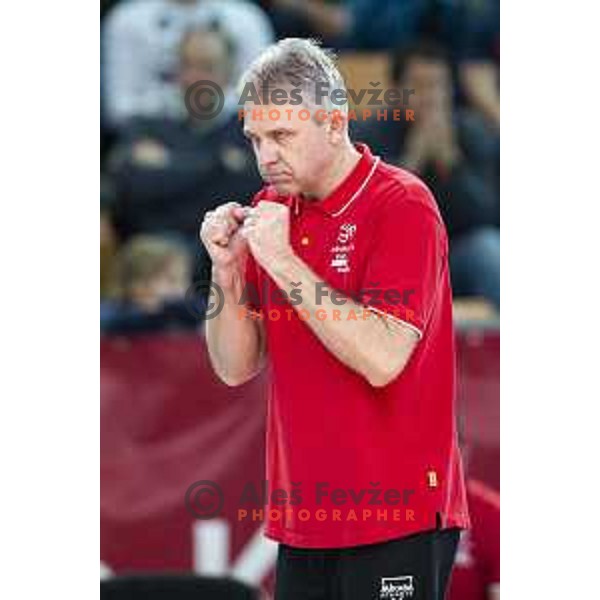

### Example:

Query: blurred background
xmin=100 ymin=1 xmax=499 ymax=598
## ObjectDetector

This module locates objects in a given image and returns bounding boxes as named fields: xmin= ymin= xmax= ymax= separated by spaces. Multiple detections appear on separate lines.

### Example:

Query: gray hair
xmin=238 ymin=38 xmax=348 ymax=115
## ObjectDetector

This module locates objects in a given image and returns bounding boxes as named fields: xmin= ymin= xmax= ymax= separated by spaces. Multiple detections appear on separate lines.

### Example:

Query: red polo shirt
xmin=244 ymin=143 xmax=469 ymax=548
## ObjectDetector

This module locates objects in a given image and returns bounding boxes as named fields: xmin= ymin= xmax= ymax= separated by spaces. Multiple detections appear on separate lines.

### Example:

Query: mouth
xmin=263 ymin=171 xmax=293 ymax=183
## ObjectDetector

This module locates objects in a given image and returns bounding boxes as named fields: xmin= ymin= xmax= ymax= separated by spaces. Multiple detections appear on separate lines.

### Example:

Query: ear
xmin=327 ymin=109 xmax=348 ymax=144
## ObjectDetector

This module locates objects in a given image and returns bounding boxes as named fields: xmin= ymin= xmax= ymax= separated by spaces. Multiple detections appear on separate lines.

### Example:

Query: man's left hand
xmin=241 ymin=201 xmax=294 ymax=271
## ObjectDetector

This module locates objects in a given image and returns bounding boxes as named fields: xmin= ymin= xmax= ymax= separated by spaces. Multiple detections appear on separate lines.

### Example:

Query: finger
xmin=232 ymin=206 xmax=249 ymax=223
xmin=210 ymin=234 xmax=229 ymax=247
xmin=207 ymin=215 xmax=238 ymax=241
xmin=214 ymin=202 xmax=243 ymax=220
xmin=208 ymin=221 xmax=231 ymax=244
xmin=217 ymin=208 xmax=243 ymax=232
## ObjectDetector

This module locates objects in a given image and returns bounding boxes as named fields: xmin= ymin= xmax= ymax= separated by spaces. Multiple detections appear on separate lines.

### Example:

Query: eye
xmin=273 ymin=130 xmax=290 ymax=143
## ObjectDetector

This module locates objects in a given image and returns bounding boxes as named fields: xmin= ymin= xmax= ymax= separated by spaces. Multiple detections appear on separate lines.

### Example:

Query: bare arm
xmin=201 ymin=203 xmax=267 ymax=387
xmin=266 ymin=253 xmax=418 ymax=387
xmin=205 ymin=267 xmax=267 ymax=386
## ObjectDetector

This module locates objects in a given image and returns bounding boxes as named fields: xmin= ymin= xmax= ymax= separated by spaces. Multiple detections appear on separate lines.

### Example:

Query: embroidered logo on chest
xmin=330 ymin=223 xmax=357 ymax=273
xmin=337 ymin=223 xmax=357 ymax=244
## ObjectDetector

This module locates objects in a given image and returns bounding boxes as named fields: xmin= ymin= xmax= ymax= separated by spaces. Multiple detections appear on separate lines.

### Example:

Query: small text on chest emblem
xmin=330 ymin=224 xmax=357 ymax=273
xmin=330 ymin=242 xmax=355 ymax=273
xmin=337 ymin=223 xmax=357 ymax=244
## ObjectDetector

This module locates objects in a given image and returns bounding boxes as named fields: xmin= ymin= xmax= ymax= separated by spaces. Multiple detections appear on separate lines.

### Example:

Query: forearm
xmin=205 ymin=267 xmax=265 ymax=386
xmin=265 ymin=253 xmax=416 ymax=387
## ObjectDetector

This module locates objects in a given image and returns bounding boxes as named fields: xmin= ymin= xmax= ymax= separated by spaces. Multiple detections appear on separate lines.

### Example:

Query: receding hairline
xmin=237 ymin=38 xmax=348 ymax=114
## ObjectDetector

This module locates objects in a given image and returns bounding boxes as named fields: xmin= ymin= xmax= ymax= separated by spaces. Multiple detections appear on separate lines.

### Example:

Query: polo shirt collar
xmin=300 ymin=143 xmax=378 ymax=217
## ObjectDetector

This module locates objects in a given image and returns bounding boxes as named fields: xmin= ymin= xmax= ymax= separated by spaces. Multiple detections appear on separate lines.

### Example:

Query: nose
xmin=257 ymin=139 xmax=279 ymax=169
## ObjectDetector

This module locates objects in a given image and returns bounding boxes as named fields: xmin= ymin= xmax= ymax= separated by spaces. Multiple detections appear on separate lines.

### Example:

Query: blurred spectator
xmin=356 ymin=41 xmax=499 ymax=308
xmin=265 ymin=0 xmax=349 ymax=46
xmin=101 ymin=209 xmax=118 ymax=298
xmin=447 ymin=479 xmax=500 ymax=600
xmin=265 ymin=0 xmax=460 ymax=50
xmin=101 ymin=176 xmax=119 ymax=297
xmin=101 ymin=234 xmax=199 ymax=333
xmin=108 ymin=23 xmax=261 ymax=278
xmin=102 ymin=0 xmax=274 ymax=126
xmin=457 ymin=0 xmax=500 ymax=128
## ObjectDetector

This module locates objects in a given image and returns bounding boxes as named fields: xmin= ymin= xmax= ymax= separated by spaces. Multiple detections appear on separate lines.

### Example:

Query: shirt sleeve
xmin=359 ymin=184 xmax=447 ymax=338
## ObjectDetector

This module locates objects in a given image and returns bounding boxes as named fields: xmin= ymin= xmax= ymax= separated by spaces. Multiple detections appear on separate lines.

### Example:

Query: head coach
xmin=200 ymin=38 xmax=470 ymax=600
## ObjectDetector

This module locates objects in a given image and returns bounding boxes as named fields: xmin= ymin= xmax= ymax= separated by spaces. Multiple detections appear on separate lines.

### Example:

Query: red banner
xmin=101 ymin=330 xmax=498 ymax=592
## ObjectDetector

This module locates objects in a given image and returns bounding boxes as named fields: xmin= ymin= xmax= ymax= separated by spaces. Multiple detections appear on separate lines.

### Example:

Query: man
xmin=200 ymin=39 xmax=469 ymax=599
xmin=357 ymin=41 xmax=499 ymax=308
xmin=102 ymin=0 xmax=274 ymax=126
xmin=109 ymin=23 xmax=261 ymax=279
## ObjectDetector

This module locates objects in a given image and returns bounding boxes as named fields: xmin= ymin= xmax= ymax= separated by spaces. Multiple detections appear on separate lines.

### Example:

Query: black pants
xmin=274 ymin=528 xmax=460 ymax=600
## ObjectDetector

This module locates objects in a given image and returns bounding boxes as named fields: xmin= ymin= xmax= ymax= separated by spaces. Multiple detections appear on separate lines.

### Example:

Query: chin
xmin=272 ymin=180 xmax=299 ymax=195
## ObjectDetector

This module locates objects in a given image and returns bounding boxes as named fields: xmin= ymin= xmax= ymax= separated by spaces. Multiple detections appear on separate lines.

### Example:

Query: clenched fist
xmin=240 ymin=201 xmax=293 ymax=271
xmin=200 ymin=202 xmax=250 ymax=273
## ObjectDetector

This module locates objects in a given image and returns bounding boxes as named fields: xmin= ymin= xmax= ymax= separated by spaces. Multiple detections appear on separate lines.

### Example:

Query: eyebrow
xmin=244 ymin=127 xmax=295 ymax=138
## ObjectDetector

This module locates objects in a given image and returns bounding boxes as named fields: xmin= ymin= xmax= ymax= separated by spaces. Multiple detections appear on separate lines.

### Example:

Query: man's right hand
xmin=200 ymin=202 xmax=250 ymax=281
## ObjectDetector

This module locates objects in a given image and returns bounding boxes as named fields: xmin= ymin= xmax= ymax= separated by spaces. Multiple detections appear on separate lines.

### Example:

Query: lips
xmin=264 ymin=172 xmax=291 ymax=180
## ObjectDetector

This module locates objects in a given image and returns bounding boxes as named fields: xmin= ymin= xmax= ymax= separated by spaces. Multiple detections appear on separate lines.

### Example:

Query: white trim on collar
xmin=330 ymin=157 xmax=381 ymax=218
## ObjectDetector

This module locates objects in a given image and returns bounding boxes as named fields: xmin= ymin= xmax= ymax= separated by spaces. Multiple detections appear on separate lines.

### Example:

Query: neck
xmin=307 ymin=141 xmax=361 ymax=199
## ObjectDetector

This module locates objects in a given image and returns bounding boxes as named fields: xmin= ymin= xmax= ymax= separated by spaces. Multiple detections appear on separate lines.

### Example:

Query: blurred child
xmin=101 ymin=235 xmax=197 ymax=332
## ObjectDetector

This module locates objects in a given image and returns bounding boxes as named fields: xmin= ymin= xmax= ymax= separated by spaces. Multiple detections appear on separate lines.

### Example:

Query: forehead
xmin=242 ymin=101 xmax=319 ymax=135
xmin=181 ymin=31 xmax=227 ymax=60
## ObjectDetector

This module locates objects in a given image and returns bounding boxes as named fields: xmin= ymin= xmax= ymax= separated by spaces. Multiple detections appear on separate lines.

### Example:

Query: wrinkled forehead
xmin=242 ymin=101 xmax=319 ymax=136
